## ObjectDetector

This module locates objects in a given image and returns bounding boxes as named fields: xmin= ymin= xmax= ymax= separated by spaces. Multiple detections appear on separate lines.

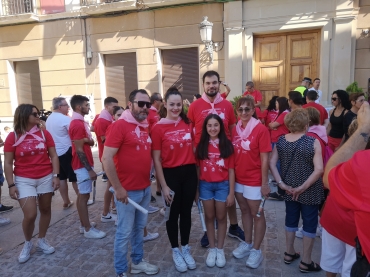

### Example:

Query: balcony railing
xmin=1 ymin=0 xmax=33 ymax=16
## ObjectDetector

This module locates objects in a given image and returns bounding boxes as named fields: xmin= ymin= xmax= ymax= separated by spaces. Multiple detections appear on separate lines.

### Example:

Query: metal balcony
xmin=1 ymin=0 xmax=34 ymax=16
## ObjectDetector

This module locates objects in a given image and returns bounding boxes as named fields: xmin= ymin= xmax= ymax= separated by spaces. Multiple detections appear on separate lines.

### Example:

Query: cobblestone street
xmin=0 ymin=150 xmax=326 ymax=277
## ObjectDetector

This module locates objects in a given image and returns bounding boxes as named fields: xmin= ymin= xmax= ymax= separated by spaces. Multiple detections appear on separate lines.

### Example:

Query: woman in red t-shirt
xmin=4 ymin=104 xmax=59 ymax=264
xmin=231 ymin=97 xmax=271 ymax=269
xmin=196 ymin=114 xmax=235 ymax=268
xmin=151 ymin=88 xmax=197 ymax=273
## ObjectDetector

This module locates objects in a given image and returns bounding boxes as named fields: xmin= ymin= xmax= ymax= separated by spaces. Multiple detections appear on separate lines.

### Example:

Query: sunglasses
xmin=237 ymin=107 xmax=252 ymax=113
xmin=31 ymin=112 xmax=40 ymax=118
xmin=133 ymin=101 xmax=151 ymax=108
xmin=331 ymin=97 xmax=338 ymax=101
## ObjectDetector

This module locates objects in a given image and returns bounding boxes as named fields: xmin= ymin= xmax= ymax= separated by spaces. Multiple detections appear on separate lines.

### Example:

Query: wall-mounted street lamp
xmin=199 ymin=16 xmax=217 ymax=63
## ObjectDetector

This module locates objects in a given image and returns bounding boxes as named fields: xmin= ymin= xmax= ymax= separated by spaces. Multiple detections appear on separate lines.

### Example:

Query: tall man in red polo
xmin=188 ymin=70 xmax=245 ymax=247
xmin=94 ymin=96 xmax=118 ymax=223
xmin=103 ymin=89 xmax=159 ymax=276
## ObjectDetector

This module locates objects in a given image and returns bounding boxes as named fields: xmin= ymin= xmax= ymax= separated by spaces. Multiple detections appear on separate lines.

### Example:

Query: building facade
xmin=0 ymin=0 xmax=369 ymax=126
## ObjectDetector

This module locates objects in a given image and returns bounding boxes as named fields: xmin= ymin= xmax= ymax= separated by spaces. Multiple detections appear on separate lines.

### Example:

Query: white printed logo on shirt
xmin=164 ymin=129 xmax=192 ymax=150
xmin=203 ymin=152 xmax=225 ymax=173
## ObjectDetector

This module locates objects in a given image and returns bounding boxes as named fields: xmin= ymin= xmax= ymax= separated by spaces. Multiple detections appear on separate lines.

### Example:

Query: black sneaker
xmin=0 ymin=205 xmax=13 ymax=213
xmin=150 ymin=174 xmax=156 ymax=182
xmin=268 ymin=192 xmax=284 ymax=201
xmin=102 ymin=174 xmax=108 ymax=182
xmin=151 ymin=195 xmax=156 ymax=203
xmin=227 ymin=225 xmax=245 ymax=242
xmin=200 ymin=232 xmax=209 ymax=248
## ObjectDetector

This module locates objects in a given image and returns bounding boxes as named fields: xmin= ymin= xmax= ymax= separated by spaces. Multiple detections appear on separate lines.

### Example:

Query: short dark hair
xmin=70 ymin=95 xmax=89 ymax=111
xmin=128 ymin=89 xmax=149 ymax=103
xmin=150 ymin=92 xmax=161 ymax=104
xmin=306 ymin=90 xmax=318 ymax=101
xmin=194 ymin=94 xmax=201 ymax=99
xmin=288 ymin=91 xmax=304 ymax=105
xmin=202 ymin=70 xmax=220 ymax=83
xmin=313 ymin=78 xmax=320 ymax=82
xmin=104 ymin=97 xmax=118 ymax=105
xmin=246 ymin=81 xmax=254 ymax=87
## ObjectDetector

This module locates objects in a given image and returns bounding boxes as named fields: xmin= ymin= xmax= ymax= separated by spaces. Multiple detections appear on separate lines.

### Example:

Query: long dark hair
xmin=196 ymin=114 xmax=234 ymax=160
xmin=164 ymin=87 xmax=190 ymax=124
xmin=276 ymin=97 xmax=289 ymax=118
xmin=266 ymin=96 xmax=279 ymax=111
xmin=333 ymin=90 xmax=351 ymax=110
xmin=14 ymin=104 xmax=40 ymax=135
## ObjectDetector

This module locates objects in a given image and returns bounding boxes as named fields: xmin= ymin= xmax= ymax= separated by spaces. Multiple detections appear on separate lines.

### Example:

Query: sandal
xmin=299 ymin=261 xmax=322 ymax=273
xmin=284 ymin=252 xmax=300 ymax=264
xmin=63 ymin=201 xmax=74 ymax=209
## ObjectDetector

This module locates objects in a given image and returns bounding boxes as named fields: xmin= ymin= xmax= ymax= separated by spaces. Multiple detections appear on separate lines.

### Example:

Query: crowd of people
xmin=0 ymin=70 xmax=368 ymax=277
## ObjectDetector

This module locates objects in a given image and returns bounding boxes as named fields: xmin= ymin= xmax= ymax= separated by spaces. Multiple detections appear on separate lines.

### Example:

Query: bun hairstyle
xmin=164 ymin=87 xmax=190 ymax=124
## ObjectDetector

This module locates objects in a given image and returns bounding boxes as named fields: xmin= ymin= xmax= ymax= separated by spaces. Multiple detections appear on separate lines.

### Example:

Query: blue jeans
xmin=114 ymin=186 xmax=151 ymax=274
xmin=199 ymin=180 xmax=229 ymax=202
xmin=272 ymin=142 xmax=284 ymax=195
xmin=285 ymin=200 xmax=319 ymax=238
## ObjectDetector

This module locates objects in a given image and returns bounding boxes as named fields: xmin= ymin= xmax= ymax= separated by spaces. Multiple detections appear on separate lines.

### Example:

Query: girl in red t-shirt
xmin=4 ymin=104 xmax=59 ymax=264
xmin=151 ymin=88 xmax=197 ymax=273
xmin=196 ymin=114 xmax=235 ymax=268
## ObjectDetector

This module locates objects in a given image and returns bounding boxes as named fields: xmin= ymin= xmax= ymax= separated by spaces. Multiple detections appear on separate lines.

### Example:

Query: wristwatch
xmin=53 ymin=174 xmax=60 ymax=178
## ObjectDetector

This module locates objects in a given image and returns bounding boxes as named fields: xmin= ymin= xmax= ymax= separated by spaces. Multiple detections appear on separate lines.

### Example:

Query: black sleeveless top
xmin=329 ymin=108 xmax=346 ymax=138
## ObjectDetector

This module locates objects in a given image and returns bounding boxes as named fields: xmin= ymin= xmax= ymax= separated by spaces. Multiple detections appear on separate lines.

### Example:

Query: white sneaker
xmin=87 ymin=199 xmax=94 ymax=206
xmin=181 ymin=244 xmax=196 ymax=269
xmin=216 ymin=248 xmax=226 ymax=268
xmin=148 ymin=205 xmax=159 ymax=214
xmin=232 ymin=241 xmax=253 ymax=259
xmin=143 ymin=232 xmax=159 ymax=242
xmin=101 ymin=212 xmax=117 ymax=223
xmin=160 ymin=207 xmax=165 ymax=216
xmin=172 ymin=247 xmax=187 ymax=272
xmin=246 ymin=249 xmax=263 ymax=268
xmin=18 ymin=241 xmax=33 ymax=263
xmin=130 ymin=259 xmax=159 ymax=275
xmin=84 ymin=227 xmax=106 ymax=239
xmin=36 ymin=238 xmax=55 ymax=254
xmin=79 ymin=222 xmax=97 ymax=234
xmin=111 ymin=207 xmax=117 ymax=214
xmin=206 ymin=248 xmax=217 ymax=267
xmin=0 ymin=217 xmax=10 ymax=226
xmin=295 ymin=226 xmax=303 ymax=238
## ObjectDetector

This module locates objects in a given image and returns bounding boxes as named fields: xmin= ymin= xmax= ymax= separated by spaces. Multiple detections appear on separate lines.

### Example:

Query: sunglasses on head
xmin=133 ymin=101 xmax=151 ymax=108
xmin=237 ymin=107 xmax=252 ymax=113
xmin=31 ymin=112 xmax=40 ymax=118
xmin=331 ymin=97 xmax=338 ymax=101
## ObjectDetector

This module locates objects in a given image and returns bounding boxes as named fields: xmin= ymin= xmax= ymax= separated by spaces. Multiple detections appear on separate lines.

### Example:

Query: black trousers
xmin=163 ymin=164 xmax=197 ymax=248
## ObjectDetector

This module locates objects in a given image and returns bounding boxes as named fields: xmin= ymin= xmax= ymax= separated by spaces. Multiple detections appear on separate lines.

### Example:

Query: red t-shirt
xmin=69 ymin=120 xmax=94 ymax=170
xmin=303 ymin=102 xmax=328 ymax=125
xmin=188 ymin=98 xmax=236 ymax=145
xmin=147 ymin=109 xmax=160 ymax=133
xmin=320 ymin=194 xmax=356 ymax=247
xmin=243 ymin=90 xmax=263 ymax=103
xmin=94 ymin=117 xmax=112 ymax=161
xmin=220 ymin=92 xmax=227 ymax=99
xmin=329 ymin=150 xmax=370 ymax=258
xmin=232 ymin=124 xmax=272 ymax=186
xmin=105 ymin=119 xmax=152 ymax=191
xmin=198 ymin=143 xmax=234 ymax=183
xmin=4 ymin=130 xmax=55 ymax=179
xmin=91 ymin=114 xmax=99 ymax=128
xmin=270 ymin=111 xmax=290 ymax=143
xmin=151 ymin=120 xmax=195 ymax=168
xmin=265 ymin=110 xmax=278 ymax=127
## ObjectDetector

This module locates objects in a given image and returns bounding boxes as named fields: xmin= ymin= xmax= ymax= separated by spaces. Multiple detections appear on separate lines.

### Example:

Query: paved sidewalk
xmin=0 ymin=149 xmax=326 ymax=277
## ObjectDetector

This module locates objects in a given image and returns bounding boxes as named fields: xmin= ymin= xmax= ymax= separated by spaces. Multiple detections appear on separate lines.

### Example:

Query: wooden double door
xmin=253 ymin=31 xmax=320 ymax=107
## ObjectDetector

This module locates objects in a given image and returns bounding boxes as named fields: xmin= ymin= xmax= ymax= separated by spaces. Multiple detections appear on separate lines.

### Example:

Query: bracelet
xmin=278 ymin=180 xmax=283 ymax=184
xmin=8 ymin=183 xmax=15 ymax=189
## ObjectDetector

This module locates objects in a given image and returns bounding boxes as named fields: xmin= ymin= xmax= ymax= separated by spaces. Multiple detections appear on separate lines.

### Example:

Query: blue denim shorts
xmin=74 ymin=167 xmax=94 ymax=194
xmin=199 ymin=180 xmax=229 ymax=202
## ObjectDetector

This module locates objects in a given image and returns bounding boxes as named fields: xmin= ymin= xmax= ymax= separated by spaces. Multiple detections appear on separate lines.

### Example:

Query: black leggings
xmin=163 ymin=164 xmax=197 ymax=248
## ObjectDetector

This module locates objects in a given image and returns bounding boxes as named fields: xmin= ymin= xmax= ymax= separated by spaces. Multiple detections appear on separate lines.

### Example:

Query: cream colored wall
xmin=0 ymin=3 xmax=225 ymax=118
xmin=238 ymin=0 xmax=358 ymax=106
xmin=355 ymin=0 xmax=370 ymax=93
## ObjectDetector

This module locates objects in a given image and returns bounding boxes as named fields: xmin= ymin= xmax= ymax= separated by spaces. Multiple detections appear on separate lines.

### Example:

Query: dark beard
xmin=132 ymin=110 xmax=148 ymax=122
xmin=205 ymin=91 xmax=218 ymax=98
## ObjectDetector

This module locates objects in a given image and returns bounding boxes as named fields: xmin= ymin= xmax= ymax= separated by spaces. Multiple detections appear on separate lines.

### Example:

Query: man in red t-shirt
xmin=324 ymin=101 xmax=370 ymax=261
xmin=94 ymin=97 xmax=118 ymax=224
xmin=188 ymin=70 xmax=244 ymax=246
xmin=220 ymin=81 xmax=231 ymax=99
xmin=69 ymin=95 xmax=106 ymax=239
xmin=103 ymin=89 xmax=159 ymax=276
xmin=243 ymin=81 xmax=263 ymax=109
xmin=303 ymin=90 xmax=329 ymax=126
